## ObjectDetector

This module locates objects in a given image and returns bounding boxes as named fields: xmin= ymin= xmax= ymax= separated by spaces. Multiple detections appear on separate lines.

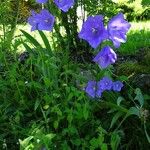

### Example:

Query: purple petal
xmin=98 ymin=77 xmax=113 ymax=91
xmin=93 ymin=46 xmax=117 ymax=68
xmin=37 ymin=10 xmax=55 ymax=31
xmin=108 ymin=13 xmax=131 ymax=48
xmin=28 ymin=9 xmax=55 ymax=31
xmin=113 ymin=81 xmax=124 ymax=92
xmin=54 ymin=0 xmax=74 ymax=12
xmin=36 ymin=0 xmax=48 ymax=3
xmin=85 ymin=81 xmax=96 ymax=98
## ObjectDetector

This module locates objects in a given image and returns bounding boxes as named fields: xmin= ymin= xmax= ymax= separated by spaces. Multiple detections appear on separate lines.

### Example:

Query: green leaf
xmin=54 ymin=120 xmax=59 ymax=129
xmin=38 ymin=31 xmax=53 ymax=56
xmin=98 ymin=126 xmax=108 ymax=134
xmin=71 ymin=139 xmax=81 ymax=146
xmin=117 ymin=96 xmax=124 ymax=106
xmin=111 ymin=132 xmax=121 ymax=150
xmin=45 ymin=133 xmax=55 ymax=140
xmin=90 ymin=138 xmax=99 ymax=148
xmin=104 ymin=102 xmax=128 ymax=113
xmin=67 ymin=93 xmax=74 ymax=101
xmin=51 ymin=106 xmax=62 ymax=116
xmin=67 ymin=113 xmax=73 ymax=124
xmin=114 ymin=107 xmax=140 ymax=130
xmin=128 ymin=107 xmax=140 ymax=117
xmin=69 ymin=126 xmax=78 ymax=134
xmin=20 ymin=30 xmax=41 ymax=48
xmin=144 ymin=122 xmax=150 ymax=143
xmin=101 ymin=143 xmax=108 ymax=150
xmin=118 ymin=75 xmax=129 ymax=82
xmin=22 ymin=43 xmax=33 ymax=53
xmin=34 ymin=99 xmax=41 ymax=111
xmin=134 ymin=88 xmax=144 ymax=108
xmin=83 ymin=102 xmax=89 ymax=120
xmin=110 ymin=112 xmax=124 ymax=129
xmin=43 ymin=77 xmax=52 ymax=88
xmin=19 ymin=136 xmax=33 ymax=149
xmin=107 ymin=109 xmax=117 ymax=114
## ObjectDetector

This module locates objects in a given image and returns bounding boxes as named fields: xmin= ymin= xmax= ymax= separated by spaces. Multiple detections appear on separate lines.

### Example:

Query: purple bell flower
xmin=85 ymin=81 xmax=96 ymax=98
xmin=85 ymin=80 xmax=103 ymax=98
xmin=96 ymin=83 xmax=103 ymax=98
xmin=112 ymin=81 xmax=123 ymax=91
xmin=93 ymin=46 xmax=117 ymax=69
xmin=85 ymin=77 xmax=113 ymax=98
xmin=28 ymin=9 xmax=55 ymax=31
xmin=54 ymin=0 xmax=74 ymax=12
xmin=98 ymin=77 xmax=113 ymax=91
xmin=79 ymin=15 xmax=108 ymax=49
xmin=107 ymin=13 xmax=131 ymax=48
xmin=28 ymin=11 xmax=40 ymax=31
xmin=36 ymin=0 xmax=48 ymax=3
xmin=37 ymin=9 xmax=55 ymax=31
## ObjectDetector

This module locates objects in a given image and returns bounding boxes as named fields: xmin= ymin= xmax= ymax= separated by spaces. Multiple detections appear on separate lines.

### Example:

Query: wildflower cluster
xmin=28 ymin=0 xmax=131 ymax=99
xmin=78 ymin=13 xmax=131 ymax=98
xmin=79 ymin=13 xmax=131 ymax=49
xmin=85 ymin=77 xmax=123 ymax=98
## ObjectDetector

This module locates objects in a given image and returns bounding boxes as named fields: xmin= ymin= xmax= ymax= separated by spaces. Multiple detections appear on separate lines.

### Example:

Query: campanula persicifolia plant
xmin=25 ymin=0 xmax=144 ymax=142
xmin=32 ymin=0 xmax=130 ymax=99
xmin=1 ymin=0 xmax=149 ymax=149
xmin=78 ymin=12 xmax=130 ymax=98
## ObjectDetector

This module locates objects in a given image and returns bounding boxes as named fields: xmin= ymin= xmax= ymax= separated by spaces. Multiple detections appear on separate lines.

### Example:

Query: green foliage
xmin=117 ymin=61 xmax=150 ymax=76
xmin=0 ymin=29 xmax=149 ymax=149
xmin=19 ymin=128 xmax=55 ymax=150
xmin=110 ymin=0 xmax=150 ymax=20
xmin=0 ymin=0 xmax=13 ymax=24
xmin=119 ymin=29 xmax=150 ymax=55
xmin=0 ymin=1 xmax=150 ymax=150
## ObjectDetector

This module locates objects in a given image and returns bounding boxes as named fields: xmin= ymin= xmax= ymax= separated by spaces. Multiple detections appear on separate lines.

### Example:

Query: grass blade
xmin=38 ymin=31 xmax=53 ymax=55
xmin=20 ymin=30 xmax=41 ymax=48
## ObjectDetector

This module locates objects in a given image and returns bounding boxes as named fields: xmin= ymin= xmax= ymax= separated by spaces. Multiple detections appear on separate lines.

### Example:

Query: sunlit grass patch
xmin=119 ymin=21 xmax=150 ymax=54
xmin=130 ymin=21 xmax=150 ymax=31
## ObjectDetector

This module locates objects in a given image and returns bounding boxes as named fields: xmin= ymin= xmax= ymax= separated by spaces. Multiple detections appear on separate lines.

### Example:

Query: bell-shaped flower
xmin=97 ymin=77 xmax=113 ymax=91
xmin=93 ymin=46 xmax=117 ymax=69
xmin=85 ymin=77 xmax=113 ymax=98
xmin=85 ymin=81 xmax=97 ymax=98
xmin=85 ymin=78 xmax=124 ymax=99
xmin=79 ymin=15 xmax=108 ymax=49
xmin=112 ymin=81 xmax=123 ymax=91
xmin=37 ymin=9 xmax=55 ymax=31
xmin=85 ymin=80 xmax=103 ymax=98
xmin=28 ymin=9 xmax=55 ymax=31
xmin=107 ymin=13 xmax=131 ymax=48
xmin=54 ymin=0 xmax=74 ymax=12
